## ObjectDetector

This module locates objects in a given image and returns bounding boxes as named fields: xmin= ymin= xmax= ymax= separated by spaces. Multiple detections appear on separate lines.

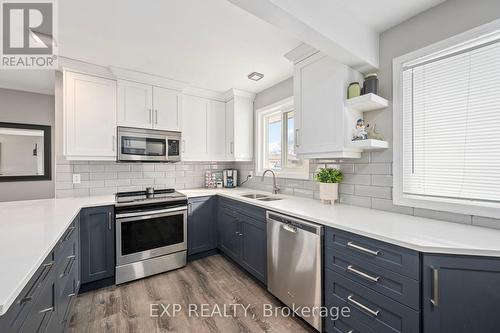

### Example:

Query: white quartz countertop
xmin=180 ymin=188 xmax=500 ymax=257
xmin=0 ymin=195 xmax=115 ymax=316
xmin=2 ymin=188 xmax=500 ymax=316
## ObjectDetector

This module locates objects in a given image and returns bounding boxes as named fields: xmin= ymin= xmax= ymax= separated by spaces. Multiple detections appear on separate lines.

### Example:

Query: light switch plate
xmin=72 ymin=174 xmax=81 ymax=184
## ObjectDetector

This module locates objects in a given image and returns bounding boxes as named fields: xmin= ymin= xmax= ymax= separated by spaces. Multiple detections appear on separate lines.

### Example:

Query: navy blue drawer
xmin=325 ymin=227 xmax=420 ymax=280
xmin=219 ymin=197 xmax=266 ymax=222
xmin=325 ymin=268 xmax=420 ymax=333
xmin=325 ymin=249 xmax=420 ymax=310
xmin=326 ymin=314 xmax=377 ymax=333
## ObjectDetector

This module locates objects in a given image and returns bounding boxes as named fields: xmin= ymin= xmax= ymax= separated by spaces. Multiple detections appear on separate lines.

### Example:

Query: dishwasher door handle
xmin=282 ymin=224 xmax=297 ymax=233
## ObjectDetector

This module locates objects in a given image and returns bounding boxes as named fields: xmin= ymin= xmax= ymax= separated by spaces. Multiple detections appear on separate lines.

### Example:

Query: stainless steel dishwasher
xmin=267 ymin=211 xmax=323 ymax=332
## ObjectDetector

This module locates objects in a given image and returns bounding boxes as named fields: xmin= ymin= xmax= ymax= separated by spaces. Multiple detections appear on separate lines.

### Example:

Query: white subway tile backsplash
xmin=472 ymin=216 xmax=500 ymax=230
xmin=56 ymin=164 xmax=73 ymax=173
xmin=90 ymin=172 xmax=118 ymax=180
xmin=90 ymin=187 xmax=118 ymax=196
xmin=339 ymin=194 xmax=371 ymax=208
xmin=414 ymin=208 xmax=472 ymax=225
xmin=355 ymin=185 xmax=392 ymax=199
xmin=371 ymin=198 xmax=414 ymax=215
xmin=73 ymin=164 xmax=90 ymax=173
xmin=343 ymin=174 xmax=371 ymax=185
xmin=105 ymin=164 xmax=130 ymax=172
xmin=371 ymin=175 xmax=393 ymax=187
xmin=118 ymin=171 xmax=143 ymax=179
xmin=105 ymin=179 xmax=131 ymax=187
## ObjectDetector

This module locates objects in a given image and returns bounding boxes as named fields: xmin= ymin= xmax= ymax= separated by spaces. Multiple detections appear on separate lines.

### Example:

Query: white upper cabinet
xmin=153 ymin=86 xmax=182 ymax=131
xmin=117 ymin=80 xmax=153 ymax=129
xmin=64 ymin=71 xmax=117 ymax=160
xmin=225 ymin=92 xmax=254 ymax=161
xmin=208 ymin=100 xmax=227 ymax=161
xmin=182 ymin=95 xmax=209 ymax=160
xmin=118 ymin=80 xmax=182 ymax=131
xmin=294 ymin=53 xmax=363 ymax=158
xmin=182 ymin=95 xmax=228 ymax=161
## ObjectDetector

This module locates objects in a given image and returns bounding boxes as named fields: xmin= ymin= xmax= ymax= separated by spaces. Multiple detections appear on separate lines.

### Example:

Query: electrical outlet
xmin=72 ymin=174 xmax=81 ymax=184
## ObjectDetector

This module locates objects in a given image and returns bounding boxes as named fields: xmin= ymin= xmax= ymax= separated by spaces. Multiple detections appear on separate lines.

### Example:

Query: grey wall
xmin=238 ymin=0 xmax=500 ymax=230
xmin=0 ymin=88 xmax=55 ymax=202
xmin=254 ymin=77 xmax=293 ymax=110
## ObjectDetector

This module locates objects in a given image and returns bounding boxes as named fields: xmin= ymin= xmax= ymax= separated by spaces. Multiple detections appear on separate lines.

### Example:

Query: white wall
xmin=0 ymin=88 xmax=55 ymax=201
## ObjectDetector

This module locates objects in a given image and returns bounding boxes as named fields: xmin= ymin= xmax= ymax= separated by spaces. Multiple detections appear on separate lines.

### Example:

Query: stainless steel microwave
xmin=117 ymin=127 xmax=181 ymax=162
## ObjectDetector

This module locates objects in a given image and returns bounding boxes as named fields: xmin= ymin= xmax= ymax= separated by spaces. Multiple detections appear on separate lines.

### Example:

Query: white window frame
xmin=255 ymin=97 xmax=309 ymax=179
xmin=393 ymin=19 xmax=500 ymax=219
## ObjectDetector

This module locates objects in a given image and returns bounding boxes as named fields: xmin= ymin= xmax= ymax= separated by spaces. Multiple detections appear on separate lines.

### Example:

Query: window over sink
xmin=393 ymin=21 xmax=500 ymax=218
xmin=256 ymin=97 xmax=309 ymax=179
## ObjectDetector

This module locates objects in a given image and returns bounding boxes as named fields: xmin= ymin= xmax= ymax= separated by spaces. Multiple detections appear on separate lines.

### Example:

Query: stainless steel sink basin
xmin=241 ymin=193 xmax=269 ymax=199
xmin=257 ymin=197 xmax=283 ymax=201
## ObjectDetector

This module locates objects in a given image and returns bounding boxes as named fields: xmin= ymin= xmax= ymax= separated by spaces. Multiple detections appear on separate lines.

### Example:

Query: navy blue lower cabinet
xmin=217 ymin=203 xmax=242 ymax=261
xmin=422 ymin=254 xmax=500 ymax=333
xmin=187 ymin=196 xmax=217 ymax=256
xmin=239 ymin=213 xmax=267 ymax=284
xmin=217 ymin=198 xmax=267 ymax=284
xmin=80 ymin=206 xmax=115 ymax=285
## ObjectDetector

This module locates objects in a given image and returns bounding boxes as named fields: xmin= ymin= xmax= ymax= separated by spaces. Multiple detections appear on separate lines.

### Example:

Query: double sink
xmin=240 ymin=193 xmax=283 ymax=202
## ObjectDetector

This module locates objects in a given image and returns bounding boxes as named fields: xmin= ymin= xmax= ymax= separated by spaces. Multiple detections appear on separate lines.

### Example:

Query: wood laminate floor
xmin=69 ymin=254 xmax=316 ymax=333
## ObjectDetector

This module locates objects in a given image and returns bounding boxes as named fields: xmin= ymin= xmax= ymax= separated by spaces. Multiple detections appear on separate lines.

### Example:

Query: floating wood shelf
xmin=345 ymin=93 xmax=389 ymax=112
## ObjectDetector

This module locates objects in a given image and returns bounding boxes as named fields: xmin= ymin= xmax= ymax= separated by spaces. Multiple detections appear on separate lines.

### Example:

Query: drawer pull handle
xmin=61 ymin=255 xmax=76 ymax=278
xmin=62 ymin=226 xmax=76 ymax=242
xmin=347 ymin=295 xmax=380 ymax=317
xmin=347 ymin=241 xmax=380 ymax=256
xmin=430 ymin=267 xmax=439 ymax=307
xmin=39 ymin=307 xmax=54 ymax=314
xmin=20 ymin=262 xmax=54 ymax=304
xmin=347 ymin=265 xmax=380 ymax=283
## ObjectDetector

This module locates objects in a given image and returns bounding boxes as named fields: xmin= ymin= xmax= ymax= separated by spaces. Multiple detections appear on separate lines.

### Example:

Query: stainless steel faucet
xmin=261 ymin=169 xmax=280 ymax=194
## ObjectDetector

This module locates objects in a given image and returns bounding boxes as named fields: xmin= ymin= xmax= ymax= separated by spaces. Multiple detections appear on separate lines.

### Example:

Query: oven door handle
xmin=116 ymin=206 xmax=188 ymax=220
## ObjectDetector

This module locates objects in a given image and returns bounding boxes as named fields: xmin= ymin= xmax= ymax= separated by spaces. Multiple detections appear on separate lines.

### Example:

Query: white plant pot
xmin=319 ymin=183 xmax=339 ymax=204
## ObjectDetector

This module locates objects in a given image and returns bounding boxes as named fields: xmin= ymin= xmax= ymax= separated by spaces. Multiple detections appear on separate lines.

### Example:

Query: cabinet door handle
xmin=295 ymin=129 xmax=300 ymax=147
xmin=149 ymin=109 xmax=152 ymax=124
xmin=61 ymin=255 xmax=76 ymax=278
xmin=347 ymin=295 xmax=380 ymax=317
xmin=108 ymin=211 xmax=113 ymax=230
xmin=39 ymin=307 xmax=54 ymax=314
xmin=188 ymin=203 xmax=192 ymax=215
xmin=155 ymin=109 xmax=158 ymax=124
xmin=347 ymin=265 xmax=380 ymax=283
xmin=347 ymin=241 xmax=380 ymax=256
xmin=230 ymin=141 xmax=234 ymax=154
xmin=430 ymin=267 xmax=439 ymax=307
xmin=182 ymin=140 xmax=185 ymax=153
xmin=112 ymin=135 xmax=116 ymax=152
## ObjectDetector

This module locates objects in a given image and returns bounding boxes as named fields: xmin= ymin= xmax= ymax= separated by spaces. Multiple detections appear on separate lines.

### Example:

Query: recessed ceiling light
xmin=248 ymin=72 xmax=264 ymax=81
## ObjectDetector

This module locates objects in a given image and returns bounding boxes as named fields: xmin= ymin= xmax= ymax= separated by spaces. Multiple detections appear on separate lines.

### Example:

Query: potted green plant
xmin=314 ymin=168 xmax=344 ymax=204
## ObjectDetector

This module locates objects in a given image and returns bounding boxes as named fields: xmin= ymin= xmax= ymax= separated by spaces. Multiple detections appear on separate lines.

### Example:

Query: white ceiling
xmin=57 ymin=0 xmax=301 ymax=94
xmin=0 ymin=0 xmax=446 ymax=95
xmin=333 ymin=0 xmax=446 ymax=32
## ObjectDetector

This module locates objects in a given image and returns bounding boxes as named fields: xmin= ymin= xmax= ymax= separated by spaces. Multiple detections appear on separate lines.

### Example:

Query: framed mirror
xmin=0 ymin=122 xmax=51 ymax=182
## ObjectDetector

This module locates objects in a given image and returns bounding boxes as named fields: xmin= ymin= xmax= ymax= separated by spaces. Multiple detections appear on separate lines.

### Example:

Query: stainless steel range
xmin=115 ymin=188 xmax=187 ymax=284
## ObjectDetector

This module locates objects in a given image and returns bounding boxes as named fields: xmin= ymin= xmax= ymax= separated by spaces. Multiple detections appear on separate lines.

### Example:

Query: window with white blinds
xmin=394 ymin=24 xmax=500 ymax=217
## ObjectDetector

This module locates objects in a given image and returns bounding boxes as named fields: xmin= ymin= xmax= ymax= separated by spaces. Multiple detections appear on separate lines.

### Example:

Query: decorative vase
xmin=319 ymin=183 xmax=339 ymax=204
